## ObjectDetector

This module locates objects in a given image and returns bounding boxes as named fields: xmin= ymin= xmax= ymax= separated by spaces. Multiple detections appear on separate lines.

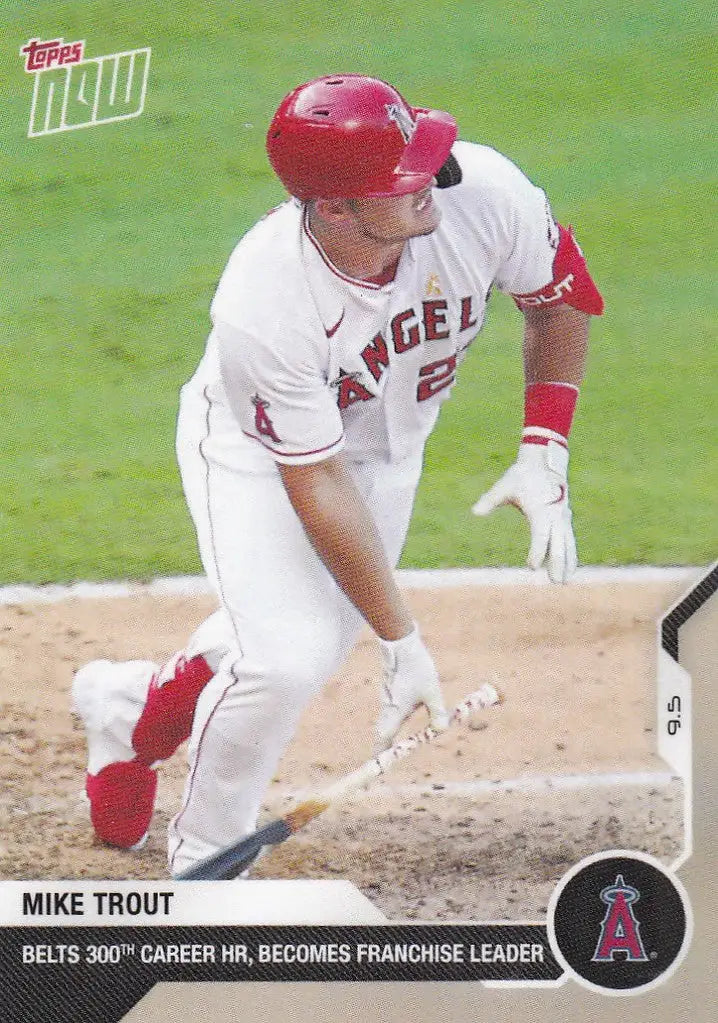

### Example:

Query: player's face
xmin=348 ymin=182 xmax=441 ymax=244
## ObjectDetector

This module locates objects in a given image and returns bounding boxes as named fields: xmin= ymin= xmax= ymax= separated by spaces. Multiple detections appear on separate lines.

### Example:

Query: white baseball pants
xmin=168 ymin=386 xmax=424 ymax=875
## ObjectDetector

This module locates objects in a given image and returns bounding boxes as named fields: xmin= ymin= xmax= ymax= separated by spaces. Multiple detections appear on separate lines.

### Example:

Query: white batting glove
xmin=472 ymin=441 xmax=577 ymax=584
xmin=374 ymin=626 xmax=449 ymax=753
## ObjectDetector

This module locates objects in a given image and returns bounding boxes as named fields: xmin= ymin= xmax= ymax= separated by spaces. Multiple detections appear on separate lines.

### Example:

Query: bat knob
xmin=479 ymin=682 xmax=501 ymax=706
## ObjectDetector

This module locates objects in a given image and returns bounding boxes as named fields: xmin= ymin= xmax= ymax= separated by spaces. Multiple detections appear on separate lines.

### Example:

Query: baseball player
xmin=72 ymin=74 xmax=603 ymax=875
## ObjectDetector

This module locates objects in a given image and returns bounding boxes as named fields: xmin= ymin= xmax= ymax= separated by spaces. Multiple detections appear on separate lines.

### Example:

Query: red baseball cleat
xmin=72 ymin=655 xmax=215 ymax=849
xmin=72 ymin=659 xmax=160 ymax=850
xmin=85 ymin=759 xmax=158 ymax=850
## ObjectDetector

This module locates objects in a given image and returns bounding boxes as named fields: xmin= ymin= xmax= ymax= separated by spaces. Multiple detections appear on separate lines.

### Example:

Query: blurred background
xmin=2 ymin=0 xmax=715 ymax=583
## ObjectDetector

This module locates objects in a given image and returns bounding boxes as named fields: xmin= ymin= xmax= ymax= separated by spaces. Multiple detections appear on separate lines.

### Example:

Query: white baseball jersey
xmin=185 ymin=140 xmax=559 ymax=468
xmin=140 ymin=140 xmax=568 ymax=874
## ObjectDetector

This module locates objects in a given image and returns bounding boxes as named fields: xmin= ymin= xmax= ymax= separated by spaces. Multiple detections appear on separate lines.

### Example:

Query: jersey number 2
xmin=417 ymin=355 xmax=457 ymax=402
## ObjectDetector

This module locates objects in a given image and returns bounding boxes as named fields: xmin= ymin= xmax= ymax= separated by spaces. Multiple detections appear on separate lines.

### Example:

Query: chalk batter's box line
xmin=0 ymin=769 xmax=677 ymax=820
xmin=0 ymin=566 xmax=701 ymax=606
xmin=313 ymin=770 xmax=681 ymax=800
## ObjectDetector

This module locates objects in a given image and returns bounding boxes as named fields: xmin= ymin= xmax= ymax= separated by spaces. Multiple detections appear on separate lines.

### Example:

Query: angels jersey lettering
xmin=187 ymin=141 xmax=566 ymax=466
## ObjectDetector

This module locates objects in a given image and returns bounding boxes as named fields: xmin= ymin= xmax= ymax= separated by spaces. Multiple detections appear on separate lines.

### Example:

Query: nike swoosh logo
xmin=325 ymin=310 xmax=345 ymax=338
xmin=549 ymin=484 xmax=566 ymax=506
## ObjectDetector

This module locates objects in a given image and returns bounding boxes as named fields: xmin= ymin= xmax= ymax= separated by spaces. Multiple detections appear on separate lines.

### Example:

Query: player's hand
xmin=374 ymin=626 xmax=449 ymax=753
xmin=472 ymin=441 xmax=577 ymax=584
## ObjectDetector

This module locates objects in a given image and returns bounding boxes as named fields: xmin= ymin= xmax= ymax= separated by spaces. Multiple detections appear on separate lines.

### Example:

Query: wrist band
xmin=522 ymin=381 xmax=578 ymax=448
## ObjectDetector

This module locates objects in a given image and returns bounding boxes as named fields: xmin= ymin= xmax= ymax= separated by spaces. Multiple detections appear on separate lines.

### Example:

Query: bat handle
xmin=176 ymin=819 xmax=291 ymax=880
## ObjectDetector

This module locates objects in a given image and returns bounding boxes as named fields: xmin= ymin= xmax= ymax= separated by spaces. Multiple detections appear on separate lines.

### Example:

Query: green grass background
xmin=1 ymin=0 xmax=715 ymax=583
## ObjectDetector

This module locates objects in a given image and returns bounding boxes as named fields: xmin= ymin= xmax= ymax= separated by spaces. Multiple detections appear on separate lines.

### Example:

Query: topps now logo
xmin=20 ymin=36 xmax=150 ymax=138
xmin=548 ymin=851 xmax=692 ymax=995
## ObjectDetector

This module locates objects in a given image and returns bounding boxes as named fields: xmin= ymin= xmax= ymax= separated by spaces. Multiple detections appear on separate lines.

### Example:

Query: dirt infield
xmin=0 ymin=578 xmax=686 ymax=920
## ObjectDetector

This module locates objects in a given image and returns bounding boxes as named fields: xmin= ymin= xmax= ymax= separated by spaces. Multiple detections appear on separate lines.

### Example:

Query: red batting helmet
xmin=266 ymin=74 xmax=458 ymax=200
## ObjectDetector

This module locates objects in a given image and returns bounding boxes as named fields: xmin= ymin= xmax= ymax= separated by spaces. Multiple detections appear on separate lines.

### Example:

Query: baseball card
xmin=1 ymin=1 xmax=715 ymax=1020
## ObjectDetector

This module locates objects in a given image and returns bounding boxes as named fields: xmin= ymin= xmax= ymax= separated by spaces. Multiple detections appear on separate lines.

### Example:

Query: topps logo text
xmin=592 ymin=875 xmax=648 ymax=963
xmin=20 ymin=36 xmax=151 ymax=138
xmin=21 ymin=38 xmax=84 ymax=72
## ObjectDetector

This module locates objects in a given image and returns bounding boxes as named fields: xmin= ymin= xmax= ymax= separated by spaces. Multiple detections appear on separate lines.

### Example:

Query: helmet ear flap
xmin=435 ymin=153 xmax=462 ymax=189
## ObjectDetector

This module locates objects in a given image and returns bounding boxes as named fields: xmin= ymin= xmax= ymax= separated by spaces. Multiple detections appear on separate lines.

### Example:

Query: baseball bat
xmin=177 ymin=682 xmax=501 ymax=881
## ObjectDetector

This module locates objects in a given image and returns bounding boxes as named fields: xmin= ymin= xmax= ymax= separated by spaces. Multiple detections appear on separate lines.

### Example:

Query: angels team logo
xmin=330 ymin=368 xmax=373 ymax=411
xmin=385 ymin=103 xmax=416 ymax=143
xmin=251 ymin=394 xmax=282 ymax=444
xmin=549 ymin=851 xmax=691 ymax=994
xmin=20 ymin=36 xmax=151 ymax=138
xmin=592 ymin=875 xmax=648 ymax=962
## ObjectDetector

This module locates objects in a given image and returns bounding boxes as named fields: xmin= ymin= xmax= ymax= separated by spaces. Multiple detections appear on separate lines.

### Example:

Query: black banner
xmin=1 ymin=923 xmax=562 ymax=1022
xmin=661 ymin=562 xmax=718 ymax=660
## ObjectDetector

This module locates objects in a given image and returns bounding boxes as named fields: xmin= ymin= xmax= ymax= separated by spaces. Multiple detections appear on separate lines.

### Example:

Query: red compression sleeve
xmin=522 ymin=381 xmax=578 ymax=448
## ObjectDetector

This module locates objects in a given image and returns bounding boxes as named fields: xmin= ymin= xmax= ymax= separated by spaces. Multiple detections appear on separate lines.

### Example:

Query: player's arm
xmin=214 ymin=316 xmax=447 ymax=749
xmin=522 ymin=302 xmax=589 ymax=388
xmin=216 ymin=317 xmax=408 ymax=631
xmin=471 ymin=175 xmax=603 ymax=581
xmin=279 ymin=455 xmax=448 ymax=750
xmin=473 ymin=299 xmax=594 ymax=583
xmin=278 ymin=454 xmax=411 ymax=642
